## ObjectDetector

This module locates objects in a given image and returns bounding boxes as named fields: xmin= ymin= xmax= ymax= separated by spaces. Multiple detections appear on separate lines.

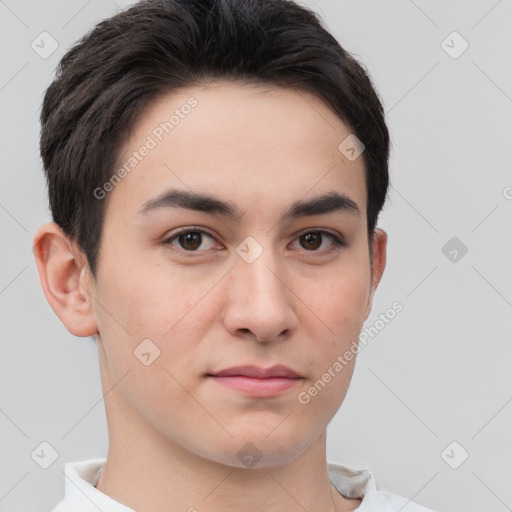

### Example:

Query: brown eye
xmin=295 ymin=230 xmax=344 ymax=252
xmin=300 ymin=232 xmax=322 ymax=250
xmin=178 ymin=232 xmax=203 ymax=250
xmin=164 ymin=228 xmax=217 ymax=252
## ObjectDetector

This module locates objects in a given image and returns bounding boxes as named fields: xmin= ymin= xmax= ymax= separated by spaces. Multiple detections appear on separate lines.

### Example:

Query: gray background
xmin=1 ymin=0 xmax=511 ymax=511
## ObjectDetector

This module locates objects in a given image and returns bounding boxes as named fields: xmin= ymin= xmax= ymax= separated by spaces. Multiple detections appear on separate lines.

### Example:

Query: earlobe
xmin=362 ymin=228 xmax=387 ymax=322
xmin=33 ymin=222 xmax=98 ymax=337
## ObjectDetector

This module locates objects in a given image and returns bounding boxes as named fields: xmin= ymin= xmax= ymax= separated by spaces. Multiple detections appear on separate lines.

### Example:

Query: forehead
xmin=105 ymin=80 xmax=367 ymax=224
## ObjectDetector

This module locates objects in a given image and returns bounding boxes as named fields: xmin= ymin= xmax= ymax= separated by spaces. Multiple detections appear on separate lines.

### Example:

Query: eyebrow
xmin=138 ymin=188 xmax=360 ymax=221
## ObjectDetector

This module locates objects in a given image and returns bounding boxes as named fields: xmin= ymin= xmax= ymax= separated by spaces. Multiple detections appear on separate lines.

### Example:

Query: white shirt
xmin=51 ymin=458 xmax=436 ymax=511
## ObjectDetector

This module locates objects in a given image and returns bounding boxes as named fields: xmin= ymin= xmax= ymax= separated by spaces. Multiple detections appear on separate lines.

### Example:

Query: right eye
xmin=162 ymin=227 xmax=219 ymax=252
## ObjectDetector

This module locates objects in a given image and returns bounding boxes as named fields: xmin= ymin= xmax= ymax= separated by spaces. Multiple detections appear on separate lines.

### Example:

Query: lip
xmin=208 ymin=365 xmax=303 ymax=397
xmin=211 ymin=365 xmax=302 ymax=379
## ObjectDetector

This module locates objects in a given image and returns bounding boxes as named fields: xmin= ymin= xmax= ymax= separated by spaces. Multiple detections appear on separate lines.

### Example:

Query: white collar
xmin=54 ymin=457 xmax=428 ymax=512
xmin=57 ymin=458 xmax=133 ymax=511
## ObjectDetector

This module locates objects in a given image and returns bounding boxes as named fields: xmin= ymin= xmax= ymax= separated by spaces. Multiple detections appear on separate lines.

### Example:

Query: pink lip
xmin=208 ymin=365 xmax=303 ymax=397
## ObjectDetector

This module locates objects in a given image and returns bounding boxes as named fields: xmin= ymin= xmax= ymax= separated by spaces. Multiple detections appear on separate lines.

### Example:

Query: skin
xmin=33 ymin=80 xmax=387 ymax=512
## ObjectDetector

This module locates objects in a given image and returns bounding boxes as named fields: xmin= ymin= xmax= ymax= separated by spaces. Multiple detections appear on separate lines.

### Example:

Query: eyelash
xmin=162 ymin=226 xmax=345 ymax=255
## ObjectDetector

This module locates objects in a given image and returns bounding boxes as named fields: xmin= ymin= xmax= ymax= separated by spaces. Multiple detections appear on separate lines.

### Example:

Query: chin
xmin=202 ymin=431 xmax=313 ymax=470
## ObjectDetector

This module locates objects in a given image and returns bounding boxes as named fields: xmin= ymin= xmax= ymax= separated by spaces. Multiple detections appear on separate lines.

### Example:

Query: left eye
xmin=163 ymin=228 xmax=344 ymax=253
xmin=291 ymin=230 xmax=345 ymax=252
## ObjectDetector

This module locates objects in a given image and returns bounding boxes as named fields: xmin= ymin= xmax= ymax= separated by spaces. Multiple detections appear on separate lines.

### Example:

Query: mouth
xmin=207 ymin=365 xmax=303 ymax=397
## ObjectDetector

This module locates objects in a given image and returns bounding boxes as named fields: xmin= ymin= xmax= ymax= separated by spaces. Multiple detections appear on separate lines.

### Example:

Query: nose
xmin=221 ymin=243 xmax=298 ymax=343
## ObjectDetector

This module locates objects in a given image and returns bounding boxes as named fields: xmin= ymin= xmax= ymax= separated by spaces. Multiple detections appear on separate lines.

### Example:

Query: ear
xmin=32 ymin=222 xmax=98 ymax=337
xmin=362 ymin=228 xmax=387 ymax=322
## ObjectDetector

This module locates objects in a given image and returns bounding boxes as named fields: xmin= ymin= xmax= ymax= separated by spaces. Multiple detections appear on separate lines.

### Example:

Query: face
xmin=88 ymin=80 xmax=385 ymax=468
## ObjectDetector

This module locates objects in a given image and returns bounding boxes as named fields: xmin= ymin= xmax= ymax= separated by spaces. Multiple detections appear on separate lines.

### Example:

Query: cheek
xmin=300 ymin=256 xmax=371 ymax=389
xmin=93 ymin=264 xmax=208 ymax=428
xmin=93 ymin=253 xmax=213 ymax=388
xmin=307 ymin=262 xmax=370 ymax=338
xmin=96 ymin=250 xmax=197 ymax=337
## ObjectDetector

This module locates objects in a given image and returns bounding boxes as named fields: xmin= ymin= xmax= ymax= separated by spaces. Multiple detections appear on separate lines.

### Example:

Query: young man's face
xmin=44 ymin=80 xmax=386 ymax=468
